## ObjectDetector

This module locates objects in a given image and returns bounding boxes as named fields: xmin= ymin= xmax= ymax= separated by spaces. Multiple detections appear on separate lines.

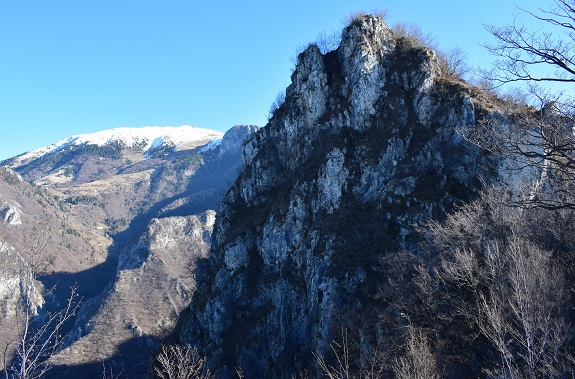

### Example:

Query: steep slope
xmin=44 ymin=125 xmax=258 ymax=378
xmin=0 ymin=167 xmax=104 ymax=271
xmin=178 ymin=16 xmax=502 ymax=377
xmin=0 ymin=125 xmax=258 ymax=377
xmin=48 ymin=211 xmax=215 ymax=377
xmin=0 ymin=235 xmax=45 ymax=372
xmin=0 ymin=167 xmax=100 ymax=372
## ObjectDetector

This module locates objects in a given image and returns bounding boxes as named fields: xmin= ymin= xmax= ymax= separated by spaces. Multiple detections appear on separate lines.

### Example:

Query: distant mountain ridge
xmin=0 ymin=124 xmax=260 ymax=377
xmin=9 ymin=125 xmax=224 ymax=165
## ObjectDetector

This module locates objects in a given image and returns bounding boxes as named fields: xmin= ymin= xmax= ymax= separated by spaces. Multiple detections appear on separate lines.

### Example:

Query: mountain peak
xmin=178 ymin=14 xmax=498 ymax=378
xmin=13 ymin=125 xmax=224 ymax=164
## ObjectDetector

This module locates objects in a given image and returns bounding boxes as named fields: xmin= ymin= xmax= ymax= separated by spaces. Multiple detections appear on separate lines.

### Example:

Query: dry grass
xmin=344 ymin=9 xmax=389 ymax=25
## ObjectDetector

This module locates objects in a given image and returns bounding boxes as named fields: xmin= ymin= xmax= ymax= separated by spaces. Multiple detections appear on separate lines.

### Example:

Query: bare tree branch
xmin=483 ymin=1 xmax=575 ymax=86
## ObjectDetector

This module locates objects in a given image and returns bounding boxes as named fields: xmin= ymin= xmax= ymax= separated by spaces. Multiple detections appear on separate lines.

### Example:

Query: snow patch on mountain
xmin=18 ymin=126 xmax=224 ymax=162
xmin=199 ymin=137 xmax=224 ymax=152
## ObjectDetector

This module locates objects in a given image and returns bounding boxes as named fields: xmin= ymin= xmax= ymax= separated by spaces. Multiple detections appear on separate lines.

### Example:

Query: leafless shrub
xmin=391 ymin=22 xmax=437 ymax=50
xmin=154 ymin=344 xmax=214 ymax=379
xmin=344 ymin=9 xmax=389 ymax=26
xmin=498 ymin=86 xmax=530 ymax=105
xmin=101 ymin=360 xmax=122 ymax=379
xmin=371 ymin=9 xmax=390 ymax=21
xmin=268 ymin=90 xmax=286 ymax=121
xmin=291 ymin=369 xmax=311 ymax=379
xmin=477 ymin=239 xmax=567 ymax=379
xmin=3 ymin=286 xmax=80 ymax=379
xmin=437 ymin=47 xmax=471 ymax=80
xmin=315 ymin=30 xmax=341 ymax=55
xmin=391 ymin=21 xmax=471 ymax=81
xmin=343 ymin=11 xmax=368 ymax=26
xmin=315 ymin=327 xmax=385 ymax=379
xmin=427 ymin=187 xmax=574 ymax=378
xmin=469 ymin=76 xmax=500 ymax=96
xmin=392 ymin=324 xmax=439 ymax=379
xmin=288 ymin=28 xmax=341 ymax=72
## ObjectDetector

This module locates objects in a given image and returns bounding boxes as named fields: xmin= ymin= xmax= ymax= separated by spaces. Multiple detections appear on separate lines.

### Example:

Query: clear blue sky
xmin=0 ymin=0 xmax=549 ymax=160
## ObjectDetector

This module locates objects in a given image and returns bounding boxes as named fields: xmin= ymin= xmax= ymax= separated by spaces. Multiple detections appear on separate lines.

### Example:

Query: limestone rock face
xmin=0 ymin=245 xmax=44 ymax=317
xmin=0 ymin=242 xmax=45 ymax=371
xmin=0 ymin=203 xmax=21 ymax=225
xmin=217 ymin=125 xmax=260 ymax=158
xmin=180 ymin=16 xmax=500 ymax=378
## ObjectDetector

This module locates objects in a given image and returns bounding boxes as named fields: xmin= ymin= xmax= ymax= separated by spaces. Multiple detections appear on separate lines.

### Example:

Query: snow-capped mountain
xmin=15 ymin=125 xmax=224 ymax=163
xmin=0 ymin=124 xmax=259 ymax=378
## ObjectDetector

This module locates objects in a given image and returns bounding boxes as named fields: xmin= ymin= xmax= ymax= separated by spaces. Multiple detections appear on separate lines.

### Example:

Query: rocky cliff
xmin=179 ymin=15 xmax=502 ymax=377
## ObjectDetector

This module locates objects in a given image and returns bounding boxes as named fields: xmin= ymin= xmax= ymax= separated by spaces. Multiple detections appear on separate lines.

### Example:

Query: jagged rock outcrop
xmin=0 ymin=203 xmax=21 ymax=225
xmin=212 ymin=125 xmax=260 ymax=158
xmin=179 ymin=16 xmax=502 ymax=377
xmin=0 ymin=244 xmax=44 ymax=317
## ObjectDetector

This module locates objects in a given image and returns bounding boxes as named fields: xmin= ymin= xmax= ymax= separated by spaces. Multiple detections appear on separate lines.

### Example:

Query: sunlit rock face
xmin=0 ymin=203 xmax=21 ymax=225
xmin=179 ymin=15 xmax=498 ymax=378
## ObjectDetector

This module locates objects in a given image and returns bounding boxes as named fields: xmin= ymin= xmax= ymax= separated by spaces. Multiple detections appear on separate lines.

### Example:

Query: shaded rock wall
xmin=179 ymin=15 xmax=501 ymax=378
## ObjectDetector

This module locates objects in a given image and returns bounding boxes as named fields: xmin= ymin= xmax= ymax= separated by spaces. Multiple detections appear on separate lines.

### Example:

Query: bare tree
xmin=469 ymin=1 xmax=575 ymax=211
xmin=463 ymin=87 xmax=575 ymax=210
xmin=315 ymin=328 xmax=354 ymax=379
xmin=392 ymin=324 xmax=439 ymax=379
xmin=427 ymin=188 xmax=574 ymax=378
xmin=315 ymin=327 xmax=385 ymax=379
xmin=154 ymin=344 xmax=214 ymax=379
xmin=0 ymin=239 xmax=80 ymax=379
xmin=1 ymin=284 xmax=79 ymax=379
xmin=484 ymin=0 xmax=575 ymax=86
xmin=472 ymin=240 xmax=567 ymax=379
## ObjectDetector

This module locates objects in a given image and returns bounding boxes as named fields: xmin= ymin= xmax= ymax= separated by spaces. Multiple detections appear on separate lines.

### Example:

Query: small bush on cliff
xmin=391 ymin=21 xmax=436 ymax=49
xmin=344 ymin=9 xmax=390 ymax=26
xmin=437 ymin=47 xmax=471 ymax=80
xmin=267 ymin=90 xmax=286 ymax=121
xmin=392 ymin=325 xmax=440 ymax=379
xmin=154 ymin=344 xmax=214 ymax=379
xmin=391 ymin=22 xmax=470 ymax=80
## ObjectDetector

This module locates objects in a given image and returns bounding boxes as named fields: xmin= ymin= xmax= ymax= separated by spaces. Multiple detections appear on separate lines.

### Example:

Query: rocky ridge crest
xmin=179 ymin=15 xmax=501 ymax=377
